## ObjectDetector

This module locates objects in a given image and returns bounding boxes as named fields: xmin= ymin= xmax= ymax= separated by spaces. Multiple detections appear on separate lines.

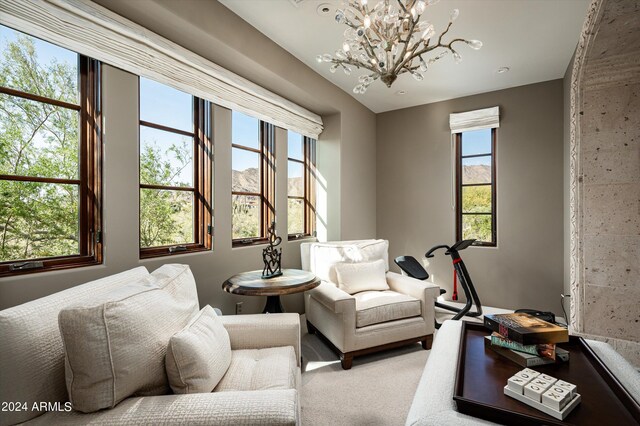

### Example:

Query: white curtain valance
xmin=449 ymin=106 xmax=500 ymax=134
xmin=0 ymin=0 xmax=324 ymax=138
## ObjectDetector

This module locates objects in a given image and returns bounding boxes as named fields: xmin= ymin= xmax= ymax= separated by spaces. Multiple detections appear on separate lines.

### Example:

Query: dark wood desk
xmin=453 ymin=322 xmax=640 ymax=425
xmin=222 ymin=269 xmax=320 ymax=313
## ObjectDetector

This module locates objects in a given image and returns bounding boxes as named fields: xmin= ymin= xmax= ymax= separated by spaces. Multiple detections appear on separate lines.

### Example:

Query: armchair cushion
xmin=308 ymin=239 xmax=389 ymax=283
xmin=166 ymin=305 xmax=231 ymax=394
xmin=30 ymin=390 xmax=299 ymax=426
xmin=58 ymin=264 xmax=199 ymax=413
xmin=220 ymin=313 xmax=301 ymax=365
xmin=335 ymin=259 xmax=390 ymax=294
xmin=215 ymin=346 xmax=298 ymax=392
xmin=354 ymin=291 xmax=421 ymax=328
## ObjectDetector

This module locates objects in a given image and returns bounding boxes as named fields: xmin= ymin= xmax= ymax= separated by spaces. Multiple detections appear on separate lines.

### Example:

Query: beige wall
xmin=0 ymin=0 xmax=377 ymax=311
xmin=377 ymin=80 xmax=565 ymax=314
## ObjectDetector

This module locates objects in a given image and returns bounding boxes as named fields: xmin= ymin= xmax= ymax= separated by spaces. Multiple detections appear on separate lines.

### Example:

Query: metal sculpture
xmin=261 ymin=221 xmax=282 ymax=279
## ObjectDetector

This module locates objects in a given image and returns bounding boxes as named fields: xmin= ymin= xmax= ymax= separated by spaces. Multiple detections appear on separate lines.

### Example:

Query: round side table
xmin=222 ymin=269 xmax=320 ymax=313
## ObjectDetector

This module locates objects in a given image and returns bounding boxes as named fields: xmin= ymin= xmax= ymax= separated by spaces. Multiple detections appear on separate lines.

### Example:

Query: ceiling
xmin=219 ymin=0 xmax=590 ymax=113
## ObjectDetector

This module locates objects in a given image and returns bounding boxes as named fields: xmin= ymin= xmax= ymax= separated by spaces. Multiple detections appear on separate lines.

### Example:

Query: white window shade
xmin=449 ymin=106 xmax=500 ymax=134
xmin=0 ymin=0 xmax=324 ymax=138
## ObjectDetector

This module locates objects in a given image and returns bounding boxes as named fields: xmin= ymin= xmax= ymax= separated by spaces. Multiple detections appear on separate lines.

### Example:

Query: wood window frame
xmin=455 ymin=128 xmax=497 ymax=247
xmin=232 ymin=121 xmax=275 ymax=247
xmin=288 ymin=136 xmax=316 ymax=241
xmin=0 ymin=57 xmax=103 ymax=277
xmin=138 ymin=85 xmax=212 ymax=259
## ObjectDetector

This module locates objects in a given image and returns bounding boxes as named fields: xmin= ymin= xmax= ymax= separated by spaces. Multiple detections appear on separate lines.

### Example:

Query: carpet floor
xmin=299 ymin=304 xmax=515 ymax=425
xmin=300 ymin=320 xmax=429 ymax=426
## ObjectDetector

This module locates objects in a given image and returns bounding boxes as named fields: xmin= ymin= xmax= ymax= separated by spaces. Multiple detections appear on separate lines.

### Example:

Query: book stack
xmin=483 ymin=313 xmax=570 ymax=367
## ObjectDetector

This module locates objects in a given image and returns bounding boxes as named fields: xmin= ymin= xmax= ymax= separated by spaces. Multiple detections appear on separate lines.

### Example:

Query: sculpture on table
xmin=262 ymin=221 xmax=282 ymax=279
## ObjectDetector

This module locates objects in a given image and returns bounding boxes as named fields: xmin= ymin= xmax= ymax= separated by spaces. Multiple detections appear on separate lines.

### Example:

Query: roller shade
xmin=0 ymin=0 xmax=324 ymax=138
xmin=449 ymin=106 xmax=499 ymax=134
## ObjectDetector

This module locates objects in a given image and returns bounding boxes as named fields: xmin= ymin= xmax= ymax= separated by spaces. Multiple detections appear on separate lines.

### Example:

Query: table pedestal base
xmin=263 ymin=296 xmax=284 ymax=313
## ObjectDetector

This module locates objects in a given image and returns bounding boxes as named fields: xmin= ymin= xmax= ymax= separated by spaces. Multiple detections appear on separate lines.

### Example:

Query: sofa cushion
xmin=166 ymin=305 xmax=232 ymax=394
xmin=214 ymin=346 xmax=297 ymax=392
xmin=354 ymin=290 xmax=421 ymax=328
xmin=59 ymin=264 xmax=199 ymax=413
xmin=335 ymin=259 xmax=390 ymax=295
xmin=307 ymin=240 xmax=389 ymax=284
xmin=0 ymin=266 xmax=150 ymax=426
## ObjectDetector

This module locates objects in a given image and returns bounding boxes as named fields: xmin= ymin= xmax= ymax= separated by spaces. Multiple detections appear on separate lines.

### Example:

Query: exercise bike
xmin=394 ymin=239 xmax=483 ymax=329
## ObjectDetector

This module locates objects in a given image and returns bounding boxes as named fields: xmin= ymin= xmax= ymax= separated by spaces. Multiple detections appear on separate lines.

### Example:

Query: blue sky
xmin=461 ymin=128 xmax=492 ymax=166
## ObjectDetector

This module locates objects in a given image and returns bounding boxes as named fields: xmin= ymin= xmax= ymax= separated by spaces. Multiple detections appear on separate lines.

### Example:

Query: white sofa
xmin=406 ymin=320 xmax=640 ymax=425
xmin=0 ymin=265 xmax=301 ymax=426
xmin=301 ymin=240 xmax=440 ymax=369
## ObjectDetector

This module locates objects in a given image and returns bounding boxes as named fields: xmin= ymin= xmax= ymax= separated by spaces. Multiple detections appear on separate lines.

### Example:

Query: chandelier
xmin=316 ymin=0 xmax=482 ymax=94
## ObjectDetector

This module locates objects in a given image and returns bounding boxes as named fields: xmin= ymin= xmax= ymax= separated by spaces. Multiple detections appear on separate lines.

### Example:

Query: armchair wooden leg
xmin=340 ymin=353 xmax=353 ymax=370
xmin=306 ymin=320 xmax=317 ymax=335
xmin=421 ymin=334 xmax=433 ymax=350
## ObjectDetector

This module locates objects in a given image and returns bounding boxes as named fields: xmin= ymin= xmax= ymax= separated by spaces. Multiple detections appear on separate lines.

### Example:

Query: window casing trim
xmin=0 ymin=57 xmax=103 ymax=277
xmin=455 ymin=129 xmax=497 ymax=247
xmin=138 ymin=89 xmax=213 ymax=259
xmin=288 ymin=136 xmax=316 ymax=241
xmin=232 ymin=121 xmax=275 ymax=247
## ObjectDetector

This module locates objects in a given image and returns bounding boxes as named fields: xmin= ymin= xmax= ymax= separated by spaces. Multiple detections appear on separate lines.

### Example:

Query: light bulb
xmin=364 ymin=14 xmax=371 ymax=28
xmin=411 ymin=71 xmax=424 ymax=81
xmin=353 ymin=84 xmax=364 ymax=94
xmin=422 ymin=24 xmax=435 ymax=41
xmin=343 ymin=65 xmax=352 ymax=75
xmin=419 ymin=57 xmax=428 ymax=72
xmin=450 ymin=9 xmax=459 ymax=22
xmin=360 ymin=0 xmax=367 ymax=5
xmin=316 ymin=55 xmax=323 ymax=63
xmin=466 ymin=40 xmax=483 ymax=50
xmin=410 ymin=7 xmax=417 ymax=19
xmin=330 ymin=64 xmax=339 ymax=73
xmin=335 ymin=10 xmax=345 ymax=24
xmin=427 ymin=0 xmax=440 ymax=4
xmin=416 ymin=0 xmax=426 ymax=14
xmin=322 ymin=54 xmax=333 ymax=62
xmin=335 ymin=50 xmax=347 ymax=59
xmin=453 ymin=51 xmax=462 ymax=63
xmin=343 ymin=42 xmax=350 ymax=53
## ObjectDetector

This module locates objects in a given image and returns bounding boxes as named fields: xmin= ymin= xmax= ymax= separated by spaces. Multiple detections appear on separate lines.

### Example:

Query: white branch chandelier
xmin=316 ymin=0 xmax=482 ymax=94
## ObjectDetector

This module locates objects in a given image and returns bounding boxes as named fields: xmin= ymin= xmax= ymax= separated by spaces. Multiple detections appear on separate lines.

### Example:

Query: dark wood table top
xmin=454 ymin=322 xmax=640 ymax=426
xmin=222 ymin=269 xmax=320 ymax=296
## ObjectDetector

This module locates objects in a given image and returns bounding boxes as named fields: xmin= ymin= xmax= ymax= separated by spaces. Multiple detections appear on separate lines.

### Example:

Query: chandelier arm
xmin=394 ymin=36 xmax=437 ymax=74
xmin=393 ymin=16 xmax=419 ymax=74
xmin=396 ymin=0 xmax=408 ymax=14
xmin=437 ymin=21 xmax=454 ymax=45
xmin=332 ymin=59 xmax=378 ymax=74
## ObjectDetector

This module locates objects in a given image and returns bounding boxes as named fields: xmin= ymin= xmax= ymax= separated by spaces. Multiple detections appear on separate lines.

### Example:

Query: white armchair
xmin=301 ymin=240 xmax=440 ymax=369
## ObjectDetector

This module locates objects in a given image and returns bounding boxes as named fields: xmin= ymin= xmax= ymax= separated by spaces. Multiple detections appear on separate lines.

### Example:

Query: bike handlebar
xmin=425 ymin=244 xmax=451 ymax=258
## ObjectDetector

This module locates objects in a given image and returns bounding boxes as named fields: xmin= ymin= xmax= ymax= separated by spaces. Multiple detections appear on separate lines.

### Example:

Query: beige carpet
xmin=300 ymin=304 xmax=515 ymax=425
xmin=300 ymin=320 xmax=430 ymax=426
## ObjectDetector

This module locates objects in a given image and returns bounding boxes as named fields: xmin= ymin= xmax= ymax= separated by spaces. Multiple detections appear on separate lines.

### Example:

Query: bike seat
xmin=394 ymin=256 xmax=429 ymax=280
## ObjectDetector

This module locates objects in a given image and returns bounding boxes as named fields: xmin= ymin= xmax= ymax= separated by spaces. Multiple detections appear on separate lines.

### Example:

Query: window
xmin=287 ymin=130 xmax=316 ymax=240
xmin=231 ymin=111 xmax=275 ymax=245
xmin=455 ymin=128 xmax=496 ymax=246
xmin=138 ymin=77 xmax=212 ymax=258
xmin=0 ymin=25 xmax=102 ymax=276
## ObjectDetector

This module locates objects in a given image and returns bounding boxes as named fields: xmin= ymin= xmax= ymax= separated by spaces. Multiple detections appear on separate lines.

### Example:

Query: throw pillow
xmin=59 ymin=264 xmax=199 ymax=413
xmin=166 ymin=305 xmax=231 ymax=394
xmin=334 ymin=259 xmax=390 ymax=295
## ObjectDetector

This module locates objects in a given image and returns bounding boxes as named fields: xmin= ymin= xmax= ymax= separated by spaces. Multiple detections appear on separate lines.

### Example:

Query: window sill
xmin=232 ymin=238 xmax=268 ymax=248
xmin=139 ymin=244 xmax=210 ymax=259
xmin=0 ymin=255 xmax=102 ymax=278
xmin=288 ymin=234 xmax=315 ymax=242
